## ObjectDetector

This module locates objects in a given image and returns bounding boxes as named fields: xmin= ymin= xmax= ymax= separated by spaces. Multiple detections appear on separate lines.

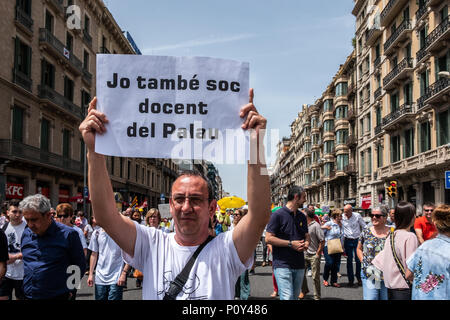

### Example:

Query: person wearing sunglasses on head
xmin=357 ymin=206 xmax=391 ymax=300
xmin=414 ymin=202 xmax=438 ymax=245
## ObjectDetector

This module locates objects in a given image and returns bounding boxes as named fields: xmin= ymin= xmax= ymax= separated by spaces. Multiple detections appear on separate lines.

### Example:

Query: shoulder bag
xmin=163 ymin=235 xmax=214 ymax=300
xmin=327 ymin=238 xmax=344 ymax=254
xmin=390 ymin=231 xmax=412 ymax=288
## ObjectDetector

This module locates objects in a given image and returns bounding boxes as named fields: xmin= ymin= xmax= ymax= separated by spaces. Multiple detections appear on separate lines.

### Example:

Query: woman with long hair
xmin=372 ymin=201 xmax=418 ymax=300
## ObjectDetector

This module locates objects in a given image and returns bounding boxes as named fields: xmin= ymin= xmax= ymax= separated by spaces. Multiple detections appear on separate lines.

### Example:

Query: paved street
xmin=76 ymin=242 xmax=363 ymax=300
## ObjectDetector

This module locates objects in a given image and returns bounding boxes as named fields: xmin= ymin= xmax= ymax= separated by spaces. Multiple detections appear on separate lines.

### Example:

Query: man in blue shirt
xmin=20 ymin=194 xmax=86 ymax=300
xmin=266 ymin=186 xmax=310 ymax=300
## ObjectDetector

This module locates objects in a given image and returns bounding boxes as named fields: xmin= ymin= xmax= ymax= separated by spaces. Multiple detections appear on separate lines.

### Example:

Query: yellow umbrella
xmin=217 ymin=196 xmax=246 ymax=210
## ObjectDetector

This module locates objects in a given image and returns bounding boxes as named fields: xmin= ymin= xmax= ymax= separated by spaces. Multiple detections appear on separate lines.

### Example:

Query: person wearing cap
xmin=216 ymin=208 xmax=231 ymax=234
xmin=414 ymin=202 xmax=438 ymax=245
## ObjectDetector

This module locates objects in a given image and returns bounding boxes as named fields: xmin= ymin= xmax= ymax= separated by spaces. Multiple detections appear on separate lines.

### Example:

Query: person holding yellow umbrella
xmin=216 ymin=197 xmax=246 ymax=234
xmin=216 ymin=208 xmax=231 ymax=235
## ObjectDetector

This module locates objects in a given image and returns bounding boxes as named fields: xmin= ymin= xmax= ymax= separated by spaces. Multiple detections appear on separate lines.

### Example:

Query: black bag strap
xmin=1 ymin=222 xmax=9 ymax=233
xmin=390 ymin=232 xmax=412 ymax=288
xmin=163 ymin=235 xmax=214 ymax=300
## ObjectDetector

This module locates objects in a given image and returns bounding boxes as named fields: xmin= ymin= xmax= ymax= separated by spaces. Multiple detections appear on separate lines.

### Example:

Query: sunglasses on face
xmin=369 ymin=214 xmax=385 ymax=219
xmin=57 ymin=215 xmax=69 ymax=219
xmin=424 ymin=209 xmax=433 ymax=212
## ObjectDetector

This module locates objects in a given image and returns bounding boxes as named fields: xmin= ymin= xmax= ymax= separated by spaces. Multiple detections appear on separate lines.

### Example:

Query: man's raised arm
xmin=233 ymin=89 xmax=271 ymax=264
xmin=79 ymin=97 xmax=136 ymax=257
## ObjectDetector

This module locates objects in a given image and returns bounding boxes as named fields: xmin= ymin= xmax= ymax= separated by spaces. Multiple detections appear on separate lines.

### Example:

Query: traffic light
xmin=387 ymin=181 xmax=397 ymax=198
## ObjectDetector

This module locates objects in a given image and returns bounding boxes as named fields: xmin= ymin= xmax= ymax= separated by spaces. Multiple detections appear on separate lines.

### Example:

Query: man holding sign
xmin=79 ymin=56 xmax=270 ymax=300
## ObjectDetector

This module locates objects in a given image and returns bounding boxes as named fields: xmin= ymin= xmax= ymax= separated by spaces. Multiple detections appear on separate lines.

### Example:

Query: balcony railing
xmin=344 ymin=164 xmax=356 ymax=175
xmin=39 ymin=28 xmax=83 ymax=75
xmin=384 ymin=20 xmax=412 ymax=54
xmin=367 ymin=25 xmax=382 ymax=46
xmin=380 ymin=0 xmax=409 ymax=27
xmin=100 ymin=46 xmax=110 ymax=54
xmin=82 ymin=68 xmax=92 ymax=86
xmin=83 ymin=29 xmax=92 ymax=47
xmin=374 ymin=87 xmax=382 ymax=100
xmin=0 ymin=139 xmax=83 ymax=175
xmin=415 ymin=0 xmax=429 ymax=22
xmin=374 ymin=56 xmax=382 ymax=68
xmin=47 ymin=0 xmax=64 ymax=13
xmin=417 ymin=77 xmax=450 ymax=110
xmin=382 ymin=103 xmax=415 ymax=128
xmin=38 ymin=84 xmax=83 ymax=119
xmin=417 ymin=15 xmax=450 ymax=63
xmin=346 ymin=135 xmax=357 ymax=147
xmin=15 ymin=6 xmax=33 ymax=33
xmin=12 ymin=68 xmax=32 ymax=92
xmin=383 ymin=57 xmax=413 ymax=89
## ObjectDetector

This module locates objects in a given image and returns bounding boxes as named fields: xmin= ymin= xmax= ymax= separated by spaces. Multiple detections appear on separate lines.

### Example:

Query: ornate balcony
xmin=39 ymin=28 xmax=83 ymax=76
xmin=417 ymin=77 xmax=450 ymax=111
xmin=426 ymin=15 xmax=450 ymax=53
xmin=382 ymin=103 xmax=415 ymax=131
xmin=0 ymin=139 xmax=83 ymax=175
xmin=346 ymin=108 xmax=356 ymax=121
xmin=384 ymin=20 xmax=412 ymax=56
xmin=12 ymin=68 xmax=32 ymax=92
xmin=346 ymin=135 xmax=357 ymax=148
xmin=15 ymin=6 xmax=33 ymax=34
xmin=375 ymin=124 xmax=384 ymax=136
xmin=378 ymin=144 xmax=450 ymax=180
xmin=374 ymin=56 xmax=382 ymax=69
xmin=415 ymin=0 xmax=430 ymax=23
xmin=374 ymin=87 xmax=382 ymax=100
xmin=45 ymin=0 xmax=64 ymax=14
xmin=417 ymin=15 xmax=450 ymax=64
xmin=367 ymin=25 xmax=383 ymax=46
xmin=383 ymin=58 xmax=414 ymax=91
xmin=38 ymin=84 xmax=83 ymax=120
xmin=82 ymin=68 xmax=92 ymax=87
xmin=380 ymin=0 xmax=409 ymax=27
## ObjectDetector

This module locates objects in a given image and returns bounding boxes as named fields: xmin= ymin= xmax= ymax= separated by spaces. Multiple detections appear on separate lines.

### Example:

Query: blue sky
xmin=104 ymin=0 xmax=355 ymax=200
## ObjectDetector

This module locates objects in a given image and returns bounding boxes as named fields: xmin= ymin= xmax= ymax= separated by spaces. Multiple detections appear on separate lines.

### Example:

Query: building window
xmin=64 ymin=76 xmax=74 ymax=102
xmin=403 ymin=82 xmax=412 ymax=105
xmin=41 ymin=59 xmax=55 ymax=88
xmin=439 ymin=6 xmax=448 ymax=23
xmin=336 ymin=154 xmax=349 ymax=171
xmin=377 ymin=144 xmax=383 ymax=168
xmin=335 ymin=105 xmax=348 ymax=119
xmin=17 ymin=0 xmax=32 ymax=15
xmin=335 ymin=82 xmax=348 ymax=97
xmin=367 ymin=148 xmax=372 ymax=175
xmin=419 ymin=70 xmax=429 ymax=97
xmin=12 ymin=106 xmax=24 ymax=142
xmin=390 ymin=92 xmax=399 ymax=113
xmin=83 ymin=50 xmax=89 ymax=71
xmin=66 ymin=32 xmax=73 ymax=52
xmin=391 ymin=135 xmax=401 ymax=163
xmin=376 ymin=106 xmax=382 ymax=126
xmin=63 ymin=129 xmax=71 ymax=158
xmin=360 ymin=151 xmax=365 ymax=174
xmin=45 ymin=10 xmax=54 ymax=33
xmin=360 ymin=119 xmax=364 ymax=136
xmin=84 ymin=14 xmax=90 ymax=34
xmin=420 ymin=121 xmax=431 ymax=152
xmin=404 ymin=128 xmax=415 ymax=158
xmin=14 ymin=38 xmax=32 ymax=77
xmin=324 ymin=119 xmax=334 ymax=132
xmin=437 ymin=109 xmax=449 ymax=146
xmin=40 ymin=118 xmax=50 ymax=151
xmin=336 ymin=129 xmax=348 ymax=145
xmin=324 ymin=140 xmax=334 ymax=154
xmin=324 ymin=99 xmax=333 ymax=112
xmin=367 ymin=113 xmax=371 ymax=132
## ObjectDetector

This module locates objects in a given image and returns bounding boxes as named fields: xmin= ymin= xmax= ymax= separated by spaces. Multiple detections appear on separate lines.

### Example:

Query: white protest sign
xmin=158 ymin=204 xmax=171 ymax=219
xmin=95 ymin=55 xmax=250 ymax=163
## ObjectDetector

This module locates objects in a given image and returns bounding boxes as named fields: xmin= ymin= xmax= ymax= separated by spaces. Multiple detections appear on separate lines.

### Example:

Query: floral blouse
xmin=359 ymin=227 xmax=389 ymax=278
xmin=406 ymin=234 xmax=450 ymax=300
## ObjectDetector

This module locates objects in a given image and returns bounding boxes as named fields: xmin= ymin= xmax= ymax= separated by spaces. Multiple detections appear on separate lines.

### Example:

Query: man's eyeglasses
xmin=57 ymin=215 xmax=69 ymax=219
xmin=369 ymin=214 xmax=385 ymax=219
xmin=172 ymin=196 xmax=208 ymax=207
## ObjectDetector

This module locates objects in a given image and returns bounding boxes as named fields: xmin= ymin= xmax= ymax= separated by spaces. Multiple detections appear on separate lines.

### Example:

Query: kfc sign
xmin=6 ymin=183 xmax=24 ymax=199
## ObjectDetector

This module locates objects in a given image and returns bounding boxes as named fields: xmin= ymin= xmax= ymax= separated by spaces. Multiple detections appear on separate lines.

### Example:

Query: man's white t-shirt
xmin=4 ymin=221 xmax=27 ymax=280
xmin=123 ymin=221 xmax=252 ymax=300
xmin=73 ymin=225 xmax=88 ymax=250
xmin=89 ymin=228 xmax=124 ymax=285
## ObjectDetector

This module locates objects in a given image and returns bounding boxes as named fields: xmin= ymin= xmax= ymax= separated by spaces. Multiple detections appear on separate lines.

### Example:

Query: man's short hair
xmin=19 ymin=194 xmax=52 ymax=216
xmin=305 ymin=208 xmax=315 ymax=219
xmin=8 ymin=199 xmax=20 ymax=208
xmin=423 ymin=202 xmax=435 ymax=209
xmin=172 ymin=170 xmax=215 ymax=201
xmin=287 ymin=186 xmax=305 ymax=201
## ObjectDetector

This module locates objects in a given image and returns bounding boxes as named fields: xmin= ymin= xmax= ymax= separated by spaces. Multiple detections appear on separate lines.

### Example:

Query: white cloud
xmin=142 ymin=33 xmax=257 ymax=54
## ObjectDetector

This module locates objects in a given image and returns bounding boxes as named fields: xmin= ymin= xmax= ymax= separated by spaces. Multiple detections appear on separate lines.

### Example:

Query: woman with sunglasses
xmin=372 ymin=201 xmax=418 ymax=300
xmin=357 ymin=206 xmax=390 ymax=300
